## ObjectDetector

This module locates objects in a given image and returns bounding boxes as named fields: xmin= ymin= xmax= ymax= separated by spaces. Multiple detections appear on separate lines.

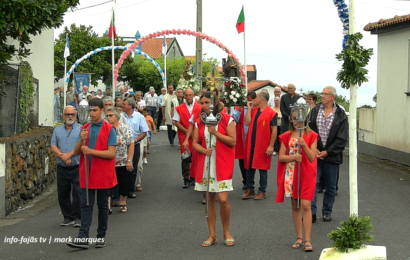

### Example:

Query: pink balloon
xmin=172 ymin=29 xmax=176 ymax=33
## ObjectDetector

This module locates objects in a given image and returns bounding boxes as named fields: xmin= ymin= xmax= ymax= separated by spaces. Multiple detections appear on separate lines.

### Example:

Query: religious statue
xmin=179 ymin=75 xmax=186 ymax=84
xmin=223 ymin=54 xmax=239 ymax=78
xmin=184 ymin=60 xmax=195 ymax=80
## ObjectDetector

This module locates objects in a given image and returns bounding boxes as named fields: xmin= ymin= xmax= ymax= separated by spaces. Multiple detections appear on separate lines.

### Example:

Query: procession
xmin=5 ymin=0 xmax=410 ymax=259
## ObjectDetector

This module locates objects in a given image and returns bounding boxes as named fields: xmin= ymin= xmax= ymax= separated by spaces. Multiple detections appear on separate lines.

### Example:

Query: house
xmin=6 ymin=29 xmax=54 ymax=128
xmin=361 ymin=14 xmax=410 ymax=166
xmin=122 ymin=35 xmax=184 ymax=60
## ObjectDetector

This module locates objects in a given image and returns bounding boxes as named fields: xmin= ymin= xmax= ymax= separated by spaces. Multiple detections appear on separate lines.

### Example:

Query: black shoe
xmin=128 ymin=193 xmax=136 ymax=199
xmin=95 ymin=241 xmax=106 ymax=248
xmin=242 ymin=185 xmax=247 ymax=190
xmin=60 ymin=219 xmax=75 ymax=226
xmin=67 ymin=240 xmax=89 ymax=249
xmin=73 ymin=219 xmax=81 ymax=228
xmin=322 ymin=213 xmax=332 ymax=222
xmin=190 ymin=180 xmax=195 ymax=186
xmin=318 ymin=187 xmax=324 ymax=193
xmin=171 ymin=144 xmax=174 ymax=147
xmin=312 ymin=214 xmax=316 ymax=223
xmin=183 ymin=180 xmax=190 ymax=189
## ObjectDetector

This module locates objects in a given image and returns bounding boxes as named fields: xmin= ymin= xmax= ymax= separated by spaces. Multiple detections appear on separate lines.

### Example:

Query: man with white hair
xmin=51 ymin=106 xmax=81 ymax=227
xmin=280 ymin=83 xmax=300 ymax=133
xmin=78 ymin=86 xmax=91 ymax=102
xmin=144 ymin=86 xmax=155 ymax=98
xmin=309 ymin=86 xmax=348 ymax=223
xmin=144 ymin=87 xmax=158 ymax=119
xmin=268 ymin=86 xmax=282 ymax=107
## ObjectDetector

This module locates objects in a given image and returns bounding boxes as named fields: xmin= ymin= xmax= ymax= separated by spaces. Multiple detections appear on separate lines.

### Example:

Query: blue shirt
xmin=51 ymin=123 xmax=81 ymax=166
xmin=233 ymin=107 xmax=249 ymax=145
xmin=77 ymin=119 xmax=117 ymax=168
xmin=122 ymin=111 xmax=149 ymax=141
xmin=158 ymin=94 xmax=165 ymax=108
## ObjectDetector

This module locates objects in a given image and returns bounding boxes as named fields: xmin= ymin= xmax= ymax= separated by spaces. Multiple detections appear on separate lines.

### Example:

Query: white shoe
xmin=143 ymin=158 xmax=148 ymax=164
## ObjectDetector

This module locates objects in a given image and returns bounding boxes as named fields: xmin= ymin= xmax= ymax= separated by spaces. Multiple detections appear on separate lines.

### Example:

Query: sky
xmin=54 ymin=0 xmax=410 ymax=106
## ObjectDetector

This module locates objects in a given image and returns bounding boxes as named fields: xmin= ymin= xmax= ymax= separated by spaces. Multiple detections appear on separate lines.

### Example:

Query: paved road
xmin=1 ymin=131 xmax=409 ymax=260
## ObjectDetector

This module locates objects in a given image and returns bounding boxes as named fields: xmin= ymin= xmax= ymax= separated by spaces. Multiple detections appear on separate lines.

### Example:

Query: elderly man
xmin=162 ymin=84 xmax=177 ymax=147
xmin=280 ymin=83 xmax=300 ymax=134
xmin=172 ymin=88 xmax=201 ymax=188
xmin=144 ymin=86 xmax=155 ymax=98
xmin=122 ymin=98 xmax=149 ymax=198
xmin=102 ymin=98 xmax=128 ymax=125
xmin=242 ymin=92 xmax=277 ymax=200
xmin=51 ymin=106 xmax=81 ymax=227
xmin=157 ymin=87 xmax=167 ymax=130
xmin=309 ymin=86 xmax=347 ymax=223
xmin=78 ymin=86 xmax=91 ymax=101
xmin=144 ymin=87 xmax=158 ymax=119
xmin=268 ymin=86 xmax=282 ymax=107
xmin=171 ymin=88 xmax=184 ymax=116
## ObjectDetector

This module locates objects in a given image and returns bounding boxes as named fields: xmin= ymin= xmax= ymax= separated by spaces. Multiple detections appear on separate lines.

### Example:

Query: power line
xmin=72 ymin=0 xmax=114 ymax=11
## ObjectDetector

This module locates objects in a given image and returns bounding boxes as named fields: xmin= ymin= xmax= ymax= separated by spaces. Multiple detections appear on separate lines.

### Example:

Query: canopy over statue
xmin=223 ymin=54 xmax=239 ymax=78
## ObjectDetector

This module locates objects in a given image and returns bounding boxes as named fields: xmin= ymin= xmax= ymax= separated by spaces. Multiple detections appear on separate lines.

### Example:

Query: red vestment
xmin=195 ymin=113 xmax=235 ymax=183
xmin=175 ymin=102 xmax=202 ymax=179
xmin=244 ymin=107 xmax=277 ymax=170
xmin=79 ymin=121 xmax=117 ymax=189
xmin=275 ymin=131 xmax=318 ymax=203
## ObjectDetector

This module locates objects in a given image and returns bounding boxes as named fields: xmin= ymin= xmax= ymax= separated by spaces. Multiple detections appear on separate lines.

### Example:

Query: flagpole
xmin=164 ymin=38 xmax=167 ymax=89
xmin=111 ymin=7 xmax=115 ymax=96
xmin=64 ymin=33 xmax=68 ymax=108
xmin=244 ymin=22 xmax=247 ymax=93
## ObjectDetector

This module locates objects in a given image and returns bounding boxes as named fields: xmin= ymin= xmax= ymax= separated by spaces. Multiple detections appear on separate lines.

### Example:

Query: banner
xmin=74 ymin=73 xmax=91 ymax=94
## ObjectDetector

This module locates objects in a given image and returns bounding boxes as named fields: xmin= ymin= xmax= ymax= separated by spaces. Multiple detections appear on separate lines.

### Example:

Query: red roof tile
xmin=364 ymin=14 xmax=410 ymax=31
xmin=141 ymin=38 xmax=173 ymax=59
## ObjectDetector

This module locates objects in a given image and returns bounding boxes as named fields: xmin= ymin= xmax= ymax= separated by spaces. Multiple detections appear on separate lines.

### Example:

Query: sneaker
xmin=95 ymin=241 xmax=106 ymax=248
xmin=73 ymin=219 xmax=81 ymax=228
xmin=67 ymin=240 xmax=89 ymax=249
xmin=254 ymin=192 xmax=267 ymax=200
xmin=60 ymin=219 xmax=75 ymax=226
xmin=183 ymin=180 xmax=190 ymax=189
xmin=241 ymin=189 xmax=255 ymax=200
xmin=143 ymin=158 xmax=148 ymax=164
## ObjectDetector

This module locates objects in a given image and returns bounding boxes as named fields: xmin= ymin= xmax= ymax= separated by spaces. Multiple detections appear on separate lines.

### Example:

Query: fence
xmin=0 ymin=63 xmax=39 ymax=138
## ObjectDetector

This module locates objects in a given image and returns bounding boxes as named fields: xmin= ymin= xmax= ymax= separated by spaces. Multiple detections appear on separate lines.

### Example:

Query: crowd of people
xmin=50 ymin=83 xmax=348 ymax=251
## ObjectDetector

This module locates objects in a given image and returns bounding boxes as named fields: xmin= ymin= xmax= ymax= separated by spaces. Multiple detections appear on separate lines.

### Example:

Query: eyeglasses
xmin=320 ymin=93 xmax=334 ymax=96
xmin=106 ymin=114 xmax=115 ymax=118
xmin=64 ymin=113 xmax=76 ymax=117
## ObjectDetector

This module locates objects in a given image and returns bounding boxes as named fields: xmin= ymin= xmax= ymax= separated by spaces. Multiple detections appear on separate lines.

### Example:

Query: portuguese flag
xmin=236 ymin=6 xmax=245 ymax=34
xmin=108 ymin=10 xmax=116 ymax=39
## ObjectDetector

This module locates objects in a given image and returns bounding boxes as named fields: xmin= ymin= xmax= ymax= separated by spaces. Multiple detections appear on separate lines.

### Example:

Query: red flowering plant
xmin=219 ymin=77 xmax=247 ymax=107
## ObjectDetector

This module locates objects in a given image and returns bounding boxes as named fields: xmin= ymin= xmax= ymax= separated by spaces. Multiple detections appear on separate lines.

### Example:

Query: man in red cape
xmin=242 ymin=92 xmax=278 ymax=200
xmin=173 ymin=88 xmax=202 ymax=188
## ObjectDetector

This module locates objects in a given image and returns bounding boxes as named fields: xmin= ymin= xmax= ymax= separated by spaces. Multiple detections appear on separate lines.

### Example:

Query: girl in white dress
xmin=192 ymin=92 xmax=236 ymax=247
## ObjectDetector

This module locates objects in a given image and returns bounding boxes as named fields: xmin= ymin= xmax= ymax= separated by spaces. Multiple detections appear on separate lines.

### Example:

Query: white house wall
xmin=376 ymin=29 xmax=410 ymax=153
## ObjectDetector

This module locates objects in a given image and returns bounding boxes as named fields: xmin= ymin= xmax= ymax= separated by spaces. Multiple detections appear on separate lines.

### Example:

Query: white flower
xmin=229 ymin=95 xmax=234 ymax=99
xmin=235 ymin=93 xmax=240 ymax=98
xmin=231 ymin=91 xmax=236 ymax=95
xmin=224 ymin=92 xmax=228 ymax=96
xmin=233 ymin=98 xmax=237 ymax=102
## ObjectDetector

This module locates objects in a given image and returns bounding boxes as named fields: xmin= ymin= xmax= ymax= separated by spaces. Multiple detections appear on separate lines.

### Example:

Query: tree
xmin=54 ymin=24 xmax=133 ymax=86
xmin=0 ymin=0 xmax=80 ymax=64
xmin=120 ymin=55 xmax=220 ymax=94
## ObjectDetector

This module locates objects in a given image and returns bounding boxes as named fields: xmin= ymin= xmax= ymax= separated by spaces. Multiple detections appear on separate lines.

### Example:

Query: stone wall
xmin=0 ymin=127 xmax=56 ymax=216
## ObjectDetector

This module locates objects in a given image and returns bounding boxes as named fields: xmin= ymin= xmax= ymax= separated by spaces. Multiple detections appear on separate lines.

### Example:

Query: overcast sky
xmin=55 ymin=0 xmax=410 ymax=106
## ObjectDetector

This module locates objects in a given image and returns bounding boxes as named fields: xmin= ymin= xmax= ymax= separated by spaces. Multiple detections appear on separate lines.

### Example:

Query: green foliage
xmin=336 ymin=33 xmax=374 ymax=89
xmin=0 ymin=0 xmax=79 ymax=64
xmin=54 ymin=24 xmax=133 ymax=86
xmin=120 ymin=55 xmax=218 ymax=94
xmin=18 ymin=61 xmax=34 ymax=132
xmin=327 ymin=214 xmax=374 ymax=253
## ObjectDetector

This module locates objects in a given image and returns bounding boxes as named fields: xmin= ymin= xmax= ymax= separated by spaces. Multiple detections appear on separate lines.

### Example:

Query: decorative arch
xmin=114 ymin=29 xmax=247 ymax=90
xmin=64 ymin=46 xmax=165 ymax=85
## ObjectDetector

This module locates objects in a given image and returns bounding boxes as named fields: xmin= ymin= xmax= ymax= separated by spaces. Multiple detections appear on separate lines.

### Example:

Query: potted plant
xmin=319 ymin=214 xmax=386 ymax=259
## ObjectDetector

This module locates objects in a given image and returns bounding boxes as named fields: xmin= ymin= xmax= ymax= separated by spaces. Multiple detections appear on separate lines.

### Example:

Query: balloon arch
xmin=114 ymin=29 xmax=247 ymax=89
xmin=64 ymin=46 xmax=165 ymax=85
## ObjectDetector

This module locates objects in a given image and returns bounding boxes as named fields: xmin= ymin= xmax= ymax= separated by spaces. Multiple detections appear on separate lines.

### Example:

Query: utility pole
xmin=348 ymin=0 xmax=358 ymax=215
xmin=196 ymin=0 xmax=202 ymax=78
